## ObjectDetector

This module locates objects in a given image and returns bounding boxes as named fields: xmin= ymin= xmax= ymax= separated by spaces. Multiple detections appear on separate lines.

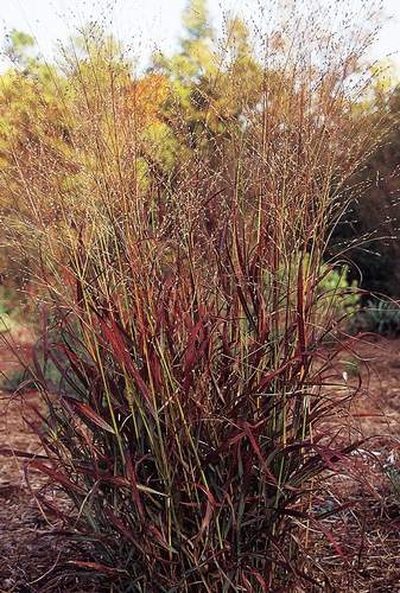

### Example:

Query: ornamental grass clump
xmin=2 ymin=1 xmax=387 ymax=590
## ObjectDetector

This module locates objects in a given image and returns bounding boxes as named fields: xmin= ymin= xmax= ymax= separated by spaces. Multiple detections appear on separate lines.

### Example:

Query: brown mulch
xmin=0 ymin=333 xmax=105 ymax=593
xmin=1 ymin=332 xmax=400 ymax=591
xmin=0 ymin=337 xmax=56 ymax=592
xmin=307 ymin=336 xmax=400 ymax=592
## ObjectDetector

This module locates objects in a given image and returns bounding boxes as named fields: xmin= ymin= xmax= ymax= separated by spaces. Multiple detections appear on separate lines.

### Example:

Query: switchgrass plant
xmin=2 ymin=1 xmax=388 ymax=590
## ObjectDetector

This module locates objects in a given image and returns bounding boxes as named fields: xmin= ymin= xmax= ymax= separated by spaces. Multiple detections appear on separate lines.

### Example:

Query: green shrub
xmin=319 ymin=264 xmax=360 ymax=321
xmin=273 ymin=258 xmax=360 ymax=326
xmin=356 ymin=298 xmax=400 ymax=337
xmin=0 ymin=285 xmax=22 ymax=333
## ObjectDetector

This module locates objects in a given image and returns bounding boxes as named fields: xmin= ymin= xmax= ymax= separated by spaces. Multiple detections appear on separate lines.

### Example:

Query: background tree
xmin=329 ymin=64 xmax=400 ymax=296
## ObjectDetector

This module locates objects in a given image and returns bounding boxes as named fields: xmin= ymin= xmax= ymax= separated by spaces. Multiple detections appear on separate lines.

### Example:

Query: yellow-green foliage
xmin=320 ymin=263 xmax=360 ymax=319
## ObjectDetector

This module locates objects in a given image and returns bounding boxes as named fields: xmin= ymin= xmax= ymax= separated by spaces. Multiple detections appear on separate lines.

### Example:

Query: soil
xmin=1 ymin=331 xmax=400 ymax=592
xmin=310 ymin=336 xmax=400 ymax=592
